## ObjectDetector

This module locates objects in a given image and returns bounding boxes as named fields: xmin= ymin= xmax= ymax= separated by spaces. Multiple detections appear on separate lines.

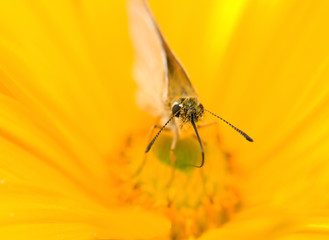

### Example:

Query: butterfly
xmin=128 ymin=0 xmax=253 ymax=168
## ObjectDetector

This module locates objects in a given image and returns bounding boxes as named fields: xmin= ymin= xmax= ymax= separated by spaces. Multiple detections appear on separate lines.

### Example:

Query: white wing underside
xmin=128 ymin=0 xmax=168 ymax=117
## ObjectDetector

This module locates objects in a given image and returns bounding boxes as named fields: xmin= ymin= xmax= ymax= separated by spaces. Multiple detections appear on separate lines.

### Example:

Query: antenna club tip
xmin=246 ymin=136 xmax=254 ymax=142
xmin=145 ymin=145 xmax=151 ymax=153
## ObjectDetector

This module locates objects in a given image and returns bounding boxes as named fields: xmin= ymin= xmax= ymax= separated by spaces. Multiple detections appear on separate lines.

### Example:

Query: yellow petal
xmin=0 ymin=1 xmax=170 ymax=239
xmin=199 ymin=206 xmax=300 ymax=240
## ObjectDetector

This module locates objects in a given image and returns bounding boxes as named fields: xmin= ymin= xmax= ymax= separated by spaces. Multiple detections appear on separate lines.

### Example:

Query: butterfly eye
xmin=172 ymin=104 xmax=181 ymax=116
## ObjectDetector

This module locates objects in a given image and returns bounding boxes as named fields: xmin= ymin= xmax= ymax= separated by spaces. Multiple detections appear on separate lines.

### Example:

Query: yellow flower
xmin=1 ymin=0 xmax=329 ymax=240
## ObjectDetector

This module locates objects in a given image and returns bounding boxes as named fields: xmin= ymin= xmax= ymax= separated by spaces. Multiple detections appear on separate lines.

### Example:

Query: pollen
xmin=117 ymin=125 xmax=242 ymax=239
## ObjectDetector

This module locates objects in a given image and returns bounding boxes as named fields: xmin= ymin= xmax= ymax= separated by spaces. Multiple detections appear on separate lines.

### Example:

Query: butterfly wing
xmin=128 ymin=0 xmax=168 ymax=116
xmin=164 ymin=43 xmax=199 ymax=102
xmin=128 ymin=0 xmax=198 ymax=116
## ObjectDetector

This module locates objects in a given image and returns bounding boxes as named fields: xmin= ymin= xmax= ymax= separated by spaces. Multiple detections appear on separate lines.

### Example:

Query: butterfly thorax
xmin=171 ymin=97 xmax=204 ymax=126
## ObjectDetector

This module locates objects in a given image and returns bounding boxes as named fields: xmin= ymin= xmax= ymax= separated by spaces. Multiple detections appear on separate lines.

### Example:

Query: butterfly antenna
xmin=205 ymin=109 xmax=253 ymax=142
xmin=145 ymin=111 xmax=180 ymax=153
xmin=191 ymin=115 xmax=204 ymax=168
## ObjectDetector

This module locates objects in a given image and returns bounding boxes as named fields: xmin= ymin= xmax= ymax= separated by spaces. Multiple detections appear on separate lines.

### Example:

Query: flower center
xmin=117 ymin=125 xmax=242 ymax=239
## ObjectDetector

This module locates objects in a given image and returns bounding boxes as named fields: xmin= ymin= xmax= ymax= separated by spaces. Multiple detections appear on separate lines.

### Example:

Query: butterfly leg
xmin=132 ymin=123 xmax=170 ymax=178
xmin=166 ymin=127 xmax=179 ymax=187
xmin=197 ymin=121 xmax=231 ymax=159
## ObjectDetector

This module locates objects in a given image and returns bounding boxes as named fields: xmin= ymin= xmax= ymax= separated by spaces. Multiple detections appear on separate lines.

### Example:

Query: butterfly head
xmin=172 ymin=97 xmax=204 ymax=124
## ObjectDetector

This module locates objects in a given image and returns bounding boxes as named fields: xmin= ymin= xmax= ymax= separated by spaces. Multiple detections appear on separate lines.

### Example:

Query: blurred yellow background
xmin=0 ymin=0 xmax=329 ymax=239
